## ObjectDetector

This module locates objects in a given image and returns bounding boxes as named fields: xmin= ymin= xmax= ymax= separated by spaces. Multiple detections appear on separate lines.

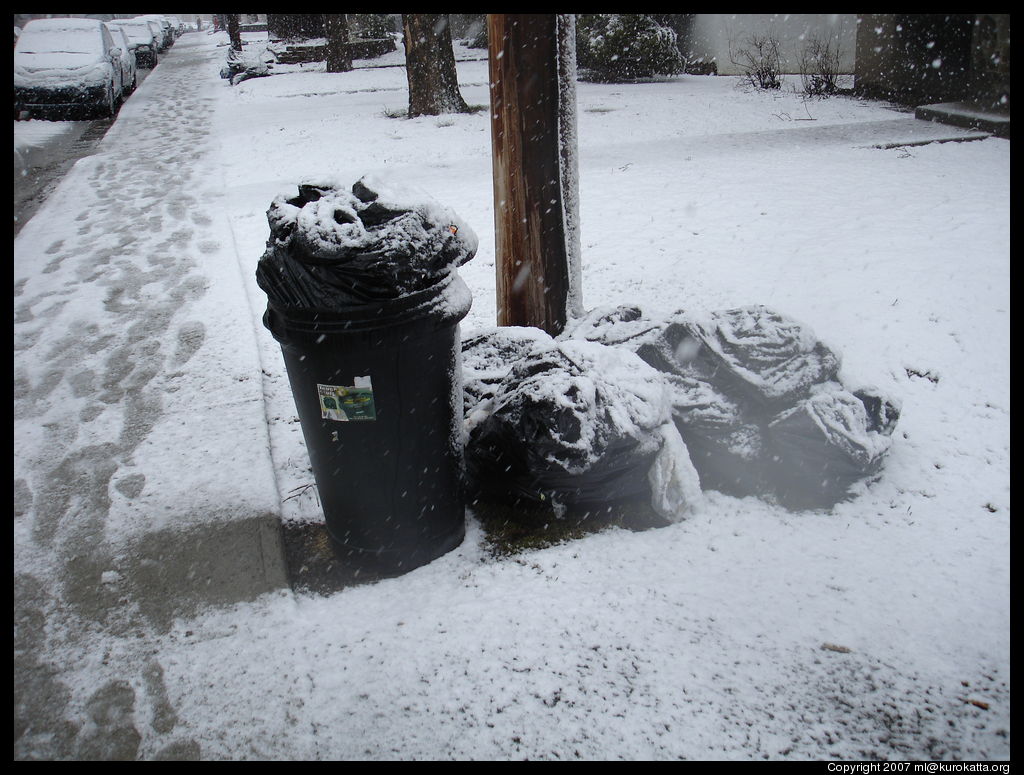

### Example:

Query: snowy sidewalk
xmin=15 ymin=34 xmax=287 ymax=758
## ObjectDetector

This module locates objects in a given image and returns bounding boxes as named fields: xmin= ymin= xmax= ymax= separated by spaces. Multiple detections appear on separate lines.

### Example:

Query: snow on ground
xmin=13 ymin=117 xmax=84 ymax=186
xmin=13 ymin=117 xmax=81 ymax=157
xmin=14 ymin=30 xmax=1009 ymax=760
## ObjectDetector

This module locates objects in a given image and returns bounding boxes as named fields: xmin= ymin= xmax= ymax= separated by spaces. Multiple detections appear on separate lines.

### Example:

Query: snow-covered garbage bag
xmin=256 ymin=175 xmax=478 ymax=572
xmin=561 ymin=304 xmax=777 ymax=498
xmin=462 ymin=325 xmax=552 ymax=426
xmin=566 ymin=303 xmax=840 ymax=408
xmin=220 ymin=45 xmax=276 ymax=85
xmin=655 ymin=305 xmax=842 ymax=410
xmin=561 ymin=303 xmax=899 ymax=509
xmin=661 ymin=305 xmax=846 ymax=499
xmin=463 ymin=331 xmax=702 ymax=520
xmin=766 ymin=385 xmax=900 ymax=509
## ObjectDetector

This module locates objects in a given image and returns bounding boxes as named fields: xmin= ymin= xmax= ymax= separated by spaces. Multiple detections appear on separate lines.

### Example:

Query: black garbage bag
xmin=559 ymin=303 xmax=899 ymax=509
xmin=562 ymin=305 xmax=771 ymax=498
xmin=560 ymin=304 xmax=662 ymax=349
xmin=661 ymin=307 xmax=894 ymax=507
xmin=657 ymin=305 xmax=842 ymax=410
xmin=462 ymin=325 xmax=551 ymax=424
xmin=220 ymin=45 xmax=276 ymax=85
xmin=257 ymin=175 xmax=477 ymax=319
xmin=766 ymin=385 xmax=900 ymax=509
xmin=568 ymin=304 xmax=841 ymax=408
xmin=464 ymin=332 xmax=702 ymax=518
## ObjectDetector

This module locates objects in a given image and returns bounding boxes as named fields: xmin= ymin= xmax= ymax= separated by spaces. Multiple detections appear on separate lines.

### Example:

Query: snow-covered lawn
xmin=14 ymin=30 xmax=1009 ymax=760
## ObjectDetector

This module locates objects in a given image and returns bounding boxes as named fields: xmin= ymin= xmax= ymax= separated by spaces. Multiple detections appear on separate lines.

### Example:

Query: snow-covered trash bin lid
xmin=256 ymin=175 xmax=477 ymax=329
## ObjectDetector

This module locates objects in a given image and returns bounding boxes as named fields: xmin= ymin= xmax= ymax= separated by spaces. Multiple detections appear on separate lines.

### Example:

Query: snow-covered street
xmin=14 ymin=28 xmax=1009 ymax=761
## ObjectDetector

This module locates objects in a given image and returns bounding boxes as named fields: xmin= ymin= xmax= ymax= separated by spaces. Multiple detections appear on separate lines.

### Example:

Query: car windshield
xmin=110 ymin=28 xmax=129 ymax=49
xmin=110 ymin=22 xmax=150 ymax=44
xmin=15 ymin=25 xmax=102 ymax=56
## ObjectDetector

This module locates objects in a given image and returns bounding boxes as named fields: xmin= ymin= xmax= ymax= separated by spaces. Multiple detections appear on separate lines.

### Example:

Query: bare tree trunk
xmin=488 ymin=14 xmax=581 ymax=334
xmin=226 ymin=13 xmax=242 ymax=52
xmin=325 ymin=14 xmax=352 ymax=72
xmin=402 ymin=14 xmax=470 ymax=117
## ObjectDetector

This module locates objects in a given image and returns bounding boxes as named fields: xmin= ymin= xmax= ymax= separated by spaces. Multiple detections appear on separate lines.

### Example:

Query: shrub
xmin=798 ymin=36 xmax=842 ymax=96
xmin=729 ymin=32 xmax=782 ymax=90
xmin=348 ymin=14 xmax=395 ymax=39
xmin=576 ymin=14 xmax=685 ymax=82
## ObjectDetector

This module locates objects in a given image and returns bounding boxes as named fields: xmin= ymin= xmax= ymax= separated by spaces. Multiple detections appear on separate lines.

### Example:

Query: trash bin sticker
xmin=318 ymin=377 xmax=376 ymax=421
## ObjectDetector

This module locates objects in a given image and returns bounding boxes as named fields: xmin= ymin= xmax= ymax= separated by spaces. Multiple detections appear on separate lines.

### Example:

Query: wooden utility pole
xmin=488 ymin=14 xmax=582 ymax=335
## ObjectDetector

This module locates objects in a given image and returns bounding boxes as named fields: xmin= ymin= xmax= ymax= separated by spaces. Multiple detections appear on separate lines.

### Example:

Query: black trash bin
xmin=256 ymin=176 xmax=476 ymax=573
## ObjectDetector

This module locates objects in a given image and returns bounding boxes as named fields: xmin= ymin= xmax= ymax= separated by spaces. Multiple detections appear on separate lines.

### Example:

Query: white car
xmin=105 ymin=23 xmax=138 ymax=96
xmin=136 ymin=15 xmax=173 ymax=50
xmin=143 ymin=19 xmax=165 ymax=56
xmin=14 ymin=17 xmax=124 ymax=120
xmin=107 ymin=19 xmax=159 ymax=69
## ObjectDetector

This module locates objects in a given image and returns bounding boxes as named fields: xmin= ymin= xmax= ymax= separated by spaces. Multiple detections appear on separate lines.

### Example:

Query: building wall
xmin=682 ymin=13 xmax=857 ymax=75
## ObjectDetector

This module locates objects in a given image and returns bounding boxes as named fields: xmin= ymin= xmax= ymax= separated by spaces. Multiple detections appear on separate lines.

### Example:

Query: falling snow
xmin=13 ymin=26 xmax=1009 ymax=761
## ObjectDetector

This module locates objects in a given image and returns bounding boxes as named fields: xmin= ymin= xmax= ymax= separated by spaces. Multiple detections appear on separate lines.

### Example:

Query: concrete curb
xmin=915 ymin=102 xmax=1011 ymax=140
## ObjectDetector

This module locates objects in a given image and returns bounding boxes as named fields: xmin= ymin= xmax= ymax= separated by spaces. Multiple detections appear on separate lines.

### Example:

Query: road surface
xmin=13 ymin=67 xmax=154 ymax=237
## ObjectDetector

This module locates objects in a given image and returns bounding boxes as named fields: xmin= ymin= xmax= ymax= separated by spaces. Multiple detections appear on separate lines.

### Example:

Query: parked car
xmin=137 ymin=15 xmax=173 ymax=50
xmin=107 ymin=18 xmax=159 ymax=69
xmin=158 ymin=16 xmax=175 ymax=47
xmin=142 ymin=18 xmax=166 ymax=54
xmin=105 ymin=23 xmax=137 ymax=96
xmin=14 ymin=17 xmax=124 ymax=120
xmin=159 ymin=16 xmax=177 ymax=45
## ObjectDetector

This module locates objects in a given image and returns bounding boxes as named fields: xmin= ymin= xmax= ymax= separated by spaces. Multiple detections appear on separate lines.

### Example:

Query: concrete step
xmin=915 ymin=102 xmax=1011 ymax=140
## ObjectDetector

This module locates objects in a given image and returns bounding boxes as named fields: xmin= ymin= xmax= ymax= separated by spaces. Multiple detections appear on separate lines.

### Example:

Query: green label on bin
xmin=318 ymin=377 xmax=376 ymax=422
